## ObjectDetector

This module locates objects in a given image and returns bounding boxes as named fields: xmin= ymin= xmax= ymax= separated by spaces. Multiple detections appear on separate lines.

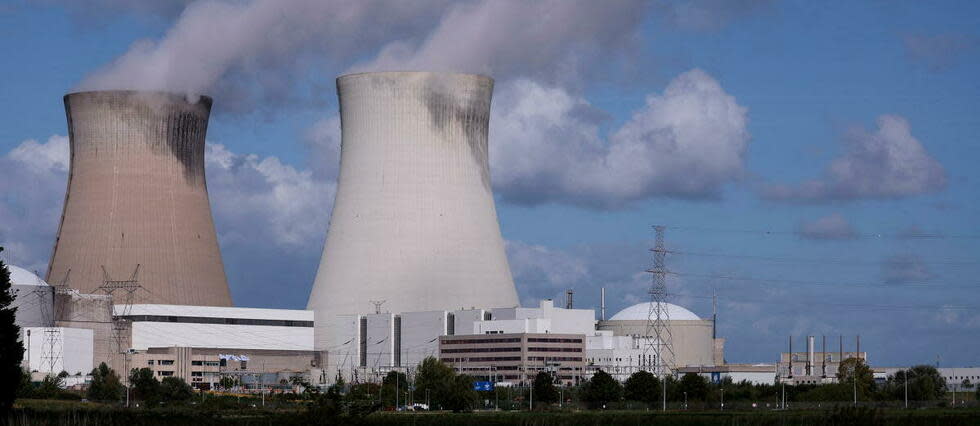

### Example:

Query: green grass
xmin=9 ymin=400 xmax=980 ymax=426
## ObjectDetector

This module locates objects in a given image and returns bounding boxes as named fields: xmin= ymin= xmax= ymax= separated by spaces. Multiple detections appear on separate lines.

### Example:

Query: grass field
xmin=9 ymin=399 xmax=980 ymax=426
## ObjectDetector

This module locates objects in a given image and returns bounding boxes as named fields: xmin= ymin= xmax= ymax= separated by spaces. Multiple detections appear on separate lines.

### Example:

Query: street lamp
xmin=904 ymin=368 xmax=908 ymax=409
xmin=721 ymin=388 xmax=725 ymax=411
xmin=683 ymin=391 xmax=687 ymax=410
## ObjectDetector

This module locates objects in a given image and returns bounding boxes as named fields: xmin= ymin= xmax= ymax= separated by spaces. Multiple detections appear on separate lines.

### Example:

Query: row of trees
xmin=569 ymin=359 xmax=957 ymax=410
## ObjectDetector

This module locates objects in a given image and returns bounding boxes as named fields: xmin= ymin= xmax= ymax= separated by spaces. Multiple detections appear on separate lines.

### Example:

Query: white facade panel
xmin=118 ymin=304 xmax=312 ymax=321
xmin=451 ymin=309 xmax=486 ymax=336
xmin=319 ymin=314 xmax=360 ymax=383
xmin=129 ymin=322 xmax=312 ymax=351
xmin=474 ymin=318 xmax=551 ymax=334
xmin=364 ymin=313 xmax=394 ymax=370
xmin=399 ymin=311 xmax=446 ymax=369
xmin=21 ymin=327 xmax=93 ymax=375
xmin=308 ymin=72 xmax=519 ymax=346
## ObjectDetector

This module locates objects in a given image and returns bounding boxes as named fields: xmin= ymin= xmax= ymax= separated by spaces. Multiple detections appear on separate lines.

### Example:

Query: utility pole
xmin=852 ymin=368 xmax=857 ymax=407
xmin=904 ymin=368 xmax=908 ymax=409
xmin=781 ymin=382 xmax=785 ymax=409
xmin=529 ymin=380 xmax=533 ymax=411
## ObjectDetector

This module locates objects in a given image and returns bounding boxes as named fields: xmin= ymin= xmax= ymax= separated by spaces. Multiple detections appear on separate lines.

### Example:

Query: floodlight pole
xmin=904 ymin=368 xmax=908 ymax=409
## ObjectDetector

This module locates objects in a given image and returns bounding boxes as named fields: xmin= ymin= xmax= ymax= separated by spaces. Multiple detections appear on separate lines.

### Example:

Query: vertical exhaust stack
xmin=308 ymin=72 xmax=519 ymax=337
xmin=600 ymin=287 xmax=606 ymax=321
xmin=807 ymin=335 xmax=815 ymax=376
xmin=47 ymin=91 xmax=232 ymax=306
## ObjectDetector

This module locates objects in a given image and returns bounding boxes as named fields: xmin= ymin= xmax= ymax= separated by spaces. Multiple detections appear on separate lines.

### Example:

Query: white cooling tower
xmin=307 ymin=72 xmax=519 ymax=323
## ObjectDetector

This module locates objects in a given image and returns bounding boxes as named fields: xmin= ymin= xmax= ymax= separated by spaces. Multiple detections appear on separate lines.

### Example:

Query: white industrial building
xmin=875 ymin=366 xmax=980 ymax=391
xmin=115 ymin=304 xmax=314 ymax=351
xmin=9 ymin=265 xmax=54 ymax=328
xmin=318 ymin=297 xmax=725 ymax=385
xmin=20 ymin=327 xmax=94 ymax=376
xmin=9 ymin=265 xmax=96 ymax=377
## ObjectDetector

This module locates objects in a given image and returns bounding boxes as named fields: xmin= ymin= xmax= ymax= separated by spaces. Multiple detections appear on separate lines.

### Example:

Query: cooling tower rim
xmin=338 ymin=70 xmax=493 ymax=84
xmin=63 ymin=90 xmax=213 ymax=107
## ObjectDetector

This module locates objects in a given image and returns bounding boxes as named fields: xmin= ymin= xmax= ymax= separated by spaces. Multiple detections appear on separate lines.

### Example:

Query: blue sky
xmin=1 ymin=0 xmax=978 ymax=366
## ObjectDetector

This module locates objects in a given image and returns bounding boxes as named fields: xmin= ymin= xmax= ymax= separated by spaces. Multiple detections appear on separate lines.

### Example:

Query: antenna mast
xmin=644 ymin=225 xmax=674 ymax=378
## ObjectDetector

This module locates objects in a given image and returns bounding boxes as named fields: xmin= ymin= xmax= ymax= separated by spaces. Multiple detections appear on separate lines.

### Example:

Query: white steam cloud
xmin=76 ymin=0 xmax=647 ymax=112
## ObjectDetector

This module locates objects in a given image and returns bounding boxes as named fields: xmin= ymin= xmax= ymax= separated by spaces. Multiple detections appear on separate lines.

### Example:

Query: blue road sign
xmin=473 ymin=381 xmax=494 ymax=391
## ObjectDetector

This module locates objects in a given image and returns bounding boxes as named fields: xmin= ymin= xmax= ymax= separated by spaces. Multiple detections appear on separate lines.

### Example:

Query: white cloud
xmin=765 ymin=115 xmax=947 ymax=202
xmin=205 ymin=143 xmax=335 ymax=249
xmin=491 ymin=69 xmax=749 ymax=208
xmin=797 ymin=213 xmax=857 ymax=240
xmin=0 ymin=136 xmax=69 ymax=273
xmin=881 ymin=254 xmax=933 ymax=284
xmin=506 ymin=240 xmax=589 ymax=289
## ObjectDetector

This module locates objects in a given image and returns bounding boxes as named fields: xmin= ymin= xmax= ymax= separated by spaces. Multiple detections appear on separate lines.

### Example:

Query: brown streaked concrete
xmin=47 ymin=91 xmax=232 ymax=307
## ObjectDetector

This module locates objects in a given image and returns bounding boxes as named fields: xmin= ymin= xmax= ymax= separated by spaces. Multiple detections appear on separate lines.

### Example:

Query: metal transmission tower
xmin=644 ymin=225 xmax=675 ymax=378
xmin=97 ymin=265 xmax=141 ymax=355
xmin=42 ymin=328 xmax=62 ymax=373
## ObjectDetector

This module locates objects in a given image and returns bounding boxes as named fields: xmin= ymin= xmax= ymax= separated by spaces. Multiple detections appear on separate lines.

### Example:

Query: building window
xmin=158 ymin=360 xmax=174 ymax=366
xmin=240 ymin=360 xmax=247 ymax=370
xmin=147 ymin=360 xmax=154 ymax=365
xmin=157 ymin=371 xmax=174 ymax=376
xmin=192 ymin=361 xmax=203 ymax=366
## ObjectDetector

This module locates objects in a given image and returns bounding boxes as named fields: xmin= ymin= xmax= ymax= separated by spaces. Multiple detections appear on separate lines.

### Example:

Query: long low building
xmin=875 ymin=366 xmax=980 ymax=391
xmin=115 ymin=304 xmax=314 ymax=351
xmin=108 ymin=304 xmax=319 ymax=388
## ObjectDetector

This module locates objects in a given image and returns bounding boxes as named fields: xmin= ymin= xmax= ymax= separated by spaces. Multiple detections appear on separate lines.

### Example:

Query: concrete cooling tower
xmin=46 ymin=91 xmax=232 ymax=307
xmin=307 ymin=72 xmax=519 ymax=319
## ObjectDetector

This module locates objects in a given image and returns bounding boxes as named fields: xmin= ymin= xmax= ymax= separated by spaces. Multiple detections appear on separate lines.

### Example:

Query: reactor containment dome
xmin=308 ymin=72 xmax=519 ymax=323
xmin=46 ymin=91 xmax=232 ymax=307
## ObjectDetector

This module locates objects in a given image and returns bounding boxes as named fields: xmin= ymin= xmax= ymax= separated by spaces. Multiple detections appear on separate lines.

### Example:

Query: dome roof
xmin=609 ymin=302 xmax=701 ymax=321
xmin=6 ymin=265 xmax=49 ymax=287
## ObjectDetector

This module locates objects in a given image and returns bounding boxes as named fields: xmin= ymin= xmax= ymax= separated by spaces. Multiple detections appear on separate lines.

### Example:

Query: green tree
xmin=581 ymin=370 xmax=622 ymax=409
xmin=87 ymin=362 xmax=124 ymax=402
xmin=128 ymin=368 xmax=161 ymax=404
xmin=445 ymin=374 xmax=478 ymax=412
xmin=678 ymin=373 xmax=709 ymax=401
xmin=414 ymin=357 xmax=457 ymax=410
xmin=16 ymin=368 xmax=34 ymax=399
xmin=837 ymin=358 xmax=875 ymax=398
xmin=888 ymin=365 xmax=946 ymax=401
xmin=381 ymin=370 xmax=409 ymax=408
xmin=218 ymin=375 xmax=236 ymax=391
xmin=532 ymin=371 xmax=559 ymax=406
xmin=0 ymin=248 xmax=24 ymax=415
xmin=160 ymin=376 xmax=194 ymax=402
xmin=34 ymin=375 xmax=64 ymax=399
xmin=623 ymin=370 xmax=660 ymax=406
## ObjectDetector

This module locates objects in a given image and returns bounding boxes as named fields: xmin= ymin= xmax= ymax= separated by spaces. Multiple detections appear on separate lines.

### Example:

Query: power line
xmin=670 ymin=292 xmax=980 ymax=312
xmin=671 ymin=250 xmax=979 ymax=266
xmin=672 ymin=271 xmax=980 ymax=290
xmin=664 ymin=225 xmax=980 ymax=240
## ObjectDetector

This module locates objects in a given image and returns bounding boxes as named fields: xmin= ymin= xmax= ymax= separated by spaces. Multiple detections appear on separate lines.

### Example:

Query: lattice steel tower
xmin=644 ymin=225 xmax=674 ymax=378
